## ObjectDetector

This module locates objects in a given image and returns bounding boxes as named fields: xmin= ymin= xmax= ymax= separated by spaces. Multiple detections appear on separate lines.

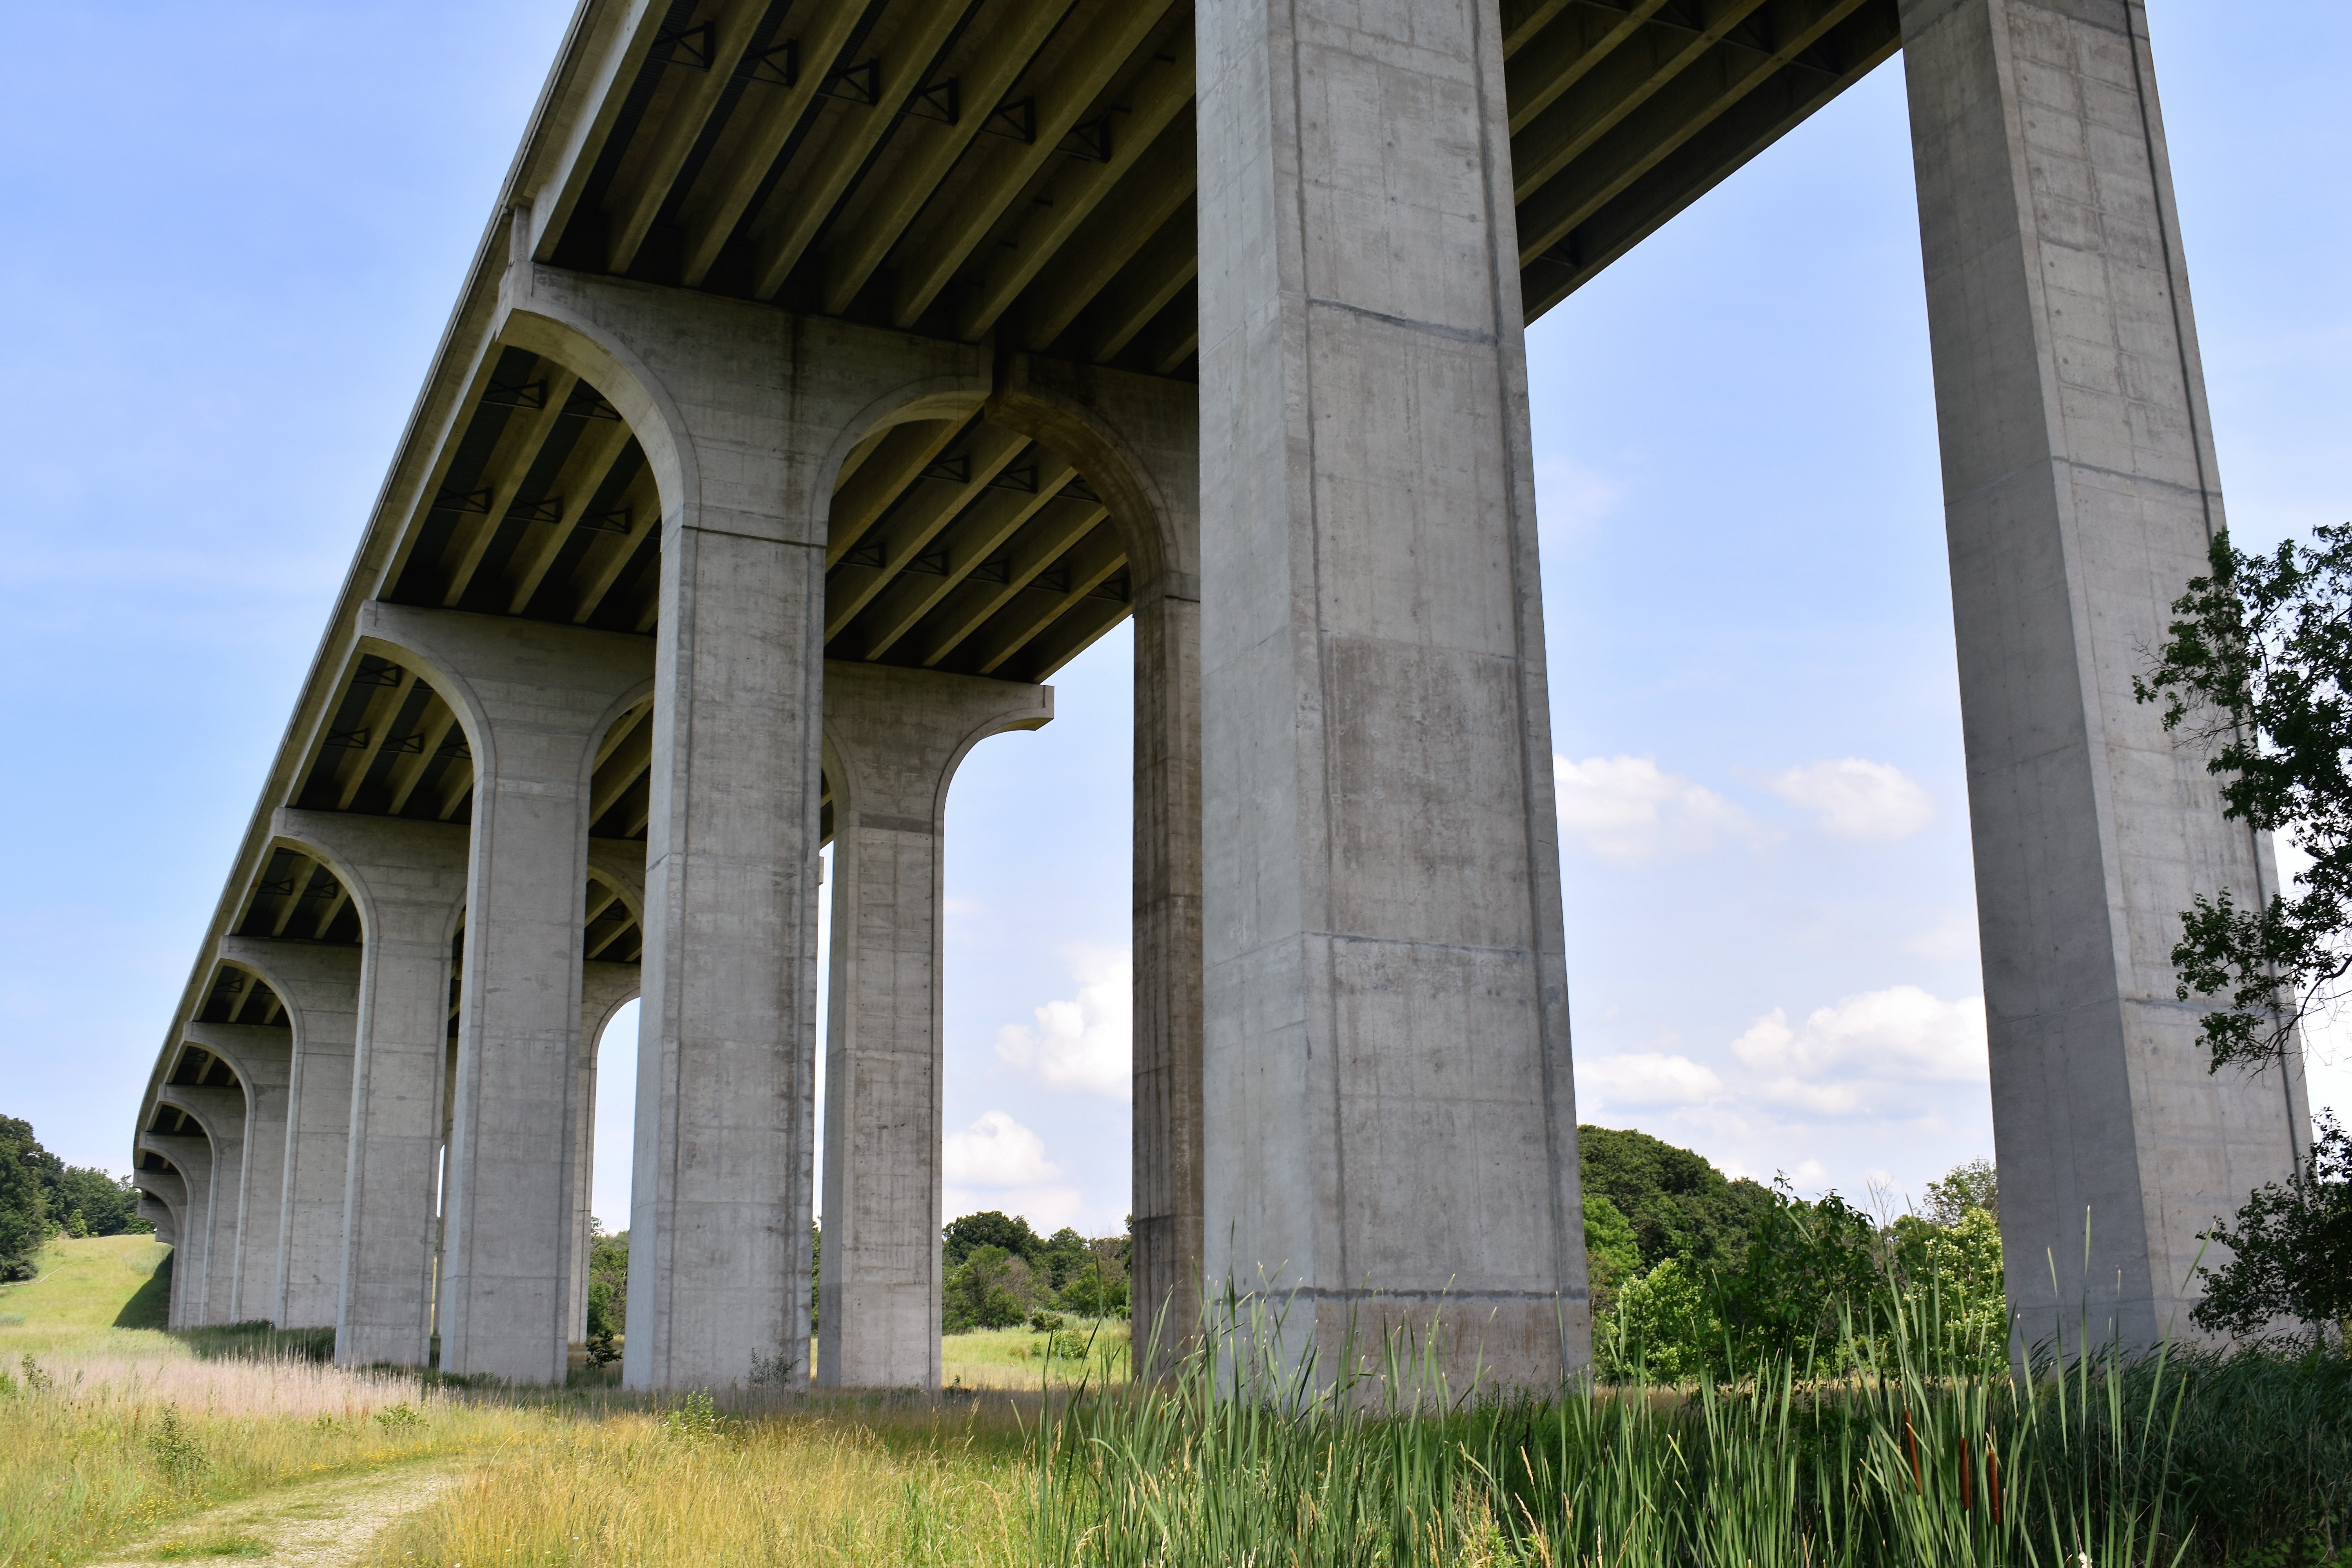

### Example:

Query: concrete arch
xmin=497 ymin=299 xmax=700 ymax=541
xmin=260 ymin=829 xmax=391 ymax=952
xmin=985 ymin=354 xmax=1199 ymax=593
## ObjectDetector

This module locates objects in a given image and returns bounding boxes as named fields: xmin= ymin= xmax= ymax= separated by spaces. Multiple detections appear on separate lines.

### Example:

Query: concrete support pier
xmin=221 ymin=936 xmax=361 ymax=1330
xmin=1900 ymin=0 xmax=2310 ymax=1347
xmin=185 ymin=1022 xmax=293 ymax=1322
xmin=141 ymin=1132 xmax=212 ymax=1327
xmin=156 ymin=1084 xmax=245 ymax=1325
xmin=272 ymin=809 xmax=468 ymax=1367
xmin=500 ymin=259 xmax=985 ymax=1390
xmin=359 ymin=603 xmax=653 ymax=1383
xmin=1196 ymin=0 xmax=1589 ymax=1385
xmin=817 ymin=662 xmax=1051 ymax=1389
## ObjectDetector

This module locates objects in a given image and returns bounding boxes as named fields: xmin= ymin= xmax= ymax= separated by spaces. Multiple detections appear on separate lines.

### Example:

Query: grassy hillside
xmin=0 ymin=1232 xmax=171 ymax=1338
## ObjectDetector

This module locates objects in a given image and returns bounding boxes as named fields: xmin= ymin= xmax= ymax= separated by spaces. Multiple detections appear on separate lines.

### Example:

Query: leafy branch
xmin=2135 ymin=524 xmax=2352 ymax=1073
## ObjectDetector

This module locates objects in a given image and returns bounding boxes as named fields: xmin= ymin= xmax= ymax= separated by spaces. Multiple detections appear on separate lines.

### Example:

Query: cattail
xmin=1960 ymin=1436 xmax=1973 ymax=1512
xmin=1987 ymin=1438 xmax=2002 ymax=1524
xmin=1903 ymin=1409 xmax=1921 ymax=1494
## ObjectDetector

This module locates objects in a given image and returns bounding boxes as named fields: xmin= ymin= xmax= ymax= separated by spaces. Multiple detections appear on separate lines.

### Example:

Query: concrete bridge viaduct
xmin=130 ymin=0 xmax=2310 ymax=1387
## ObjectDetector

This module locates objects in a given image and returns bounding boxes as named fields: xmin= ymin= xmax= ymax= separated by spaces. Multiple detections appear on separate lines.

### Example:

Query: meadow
xmin=3 ymin=1236 xmax=2343 ymax=1567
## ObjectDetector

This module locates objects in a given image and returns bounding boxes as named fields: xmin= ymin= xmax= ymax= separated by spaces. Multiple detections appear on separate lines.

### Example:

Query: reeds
xmin=1025 ymin=1274 xmax=2347 ymax=1567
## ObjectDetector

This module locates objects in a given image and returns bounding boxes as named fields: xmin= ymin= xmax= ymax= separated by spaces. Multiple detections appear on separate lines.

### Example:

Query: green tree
xmin=1578 ymin=1125 xmax=1776 ymax=1270
xmin=943 ymin=1210 xmax=1043 ymax=1267
xmin=1581 ymin=1192 xmax=1641 ymax=1316
xmin=2135 ymin=524 xmax=2352 ymax=1072
xmin=1920 ymin=1156 xmax=1998 ymax=1227
xmin=2192 ymin=1109 xmax=2352 ymax=1348
xmin=0 ymin=1118 xmax=49 ymax=1280
xmin=584 ymin=1221 xmax=628 ymax=1365
xmin=943 ymin=1244 xmax=1034 ymax=1331
xmin=1596 ymin=1258 xmax=1719 ymax=1383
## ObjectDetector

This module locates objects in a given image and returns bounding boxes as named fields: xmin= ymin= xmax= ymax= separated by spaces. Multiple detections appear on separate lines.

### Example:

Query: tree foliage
xmin=2192 ymin=1109 xmax=2352 ymax=1347
xmin=1576 ymin=1125 xmax=1778 ymax=1270
xmin=940 ymin=1210 xmax=1131 ymax=1330
xmin=0 ymin=1118 xmax=47 ymax=1281
xmin=2134 ymin=525 xmax=2352 ymax=1073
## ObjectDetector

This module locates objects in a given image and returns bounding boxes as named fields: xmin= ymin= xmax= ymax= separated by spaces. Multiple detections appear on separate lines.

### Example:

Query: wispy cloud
xmin=1730 ymin=985 xmax=1987 ymax=1118
xmin=942 ymin=1110 xmax=1083 ymax=1232
xmin=1553 ymin=755 xmax=1767 ymax=865
xmin=1579 ymin=1050 xmax=1726 ymax=1109
xmin=1767 ymin=759 xmax=1933 ymax=842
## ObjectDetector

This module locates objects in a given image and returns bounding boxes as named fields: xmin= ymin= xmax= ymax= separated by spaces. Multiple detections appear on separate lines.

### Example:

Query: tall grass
xmin=1028 ymin=1279 xmax=2348 ymax=1567
xmin=363 ymin=1405 xmax=1035 ymax=1567
xmin=0 ymin=1346 xmax=542 ymax=1565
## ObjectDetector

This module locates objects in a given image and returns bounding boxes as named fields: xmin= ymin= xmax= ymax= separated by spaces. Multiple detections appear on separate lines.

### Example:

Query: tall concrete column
xmin=817 ymin=662 xmax=1051 ymax=1389
xmin=185 ymin=1023 xmax=293 ymax=1323
xmin=1197 ymin=0 xmax=1589 ymax=1386
xmin=157 ymin=1084 xmax=245 ymax=1325
xmin=501 ymin=257 xmax=987 ymax=1388
xmin=988 ymin=356 xmax=1205 ymax=1374
xmin=1900 ymin=0 xmax=2310 ymax=1346
xmin=572 ymin=957 xmax=641 ymax=1343
xmin=140 ymin=1134 xmax=211 ymax=1327
xmin=221 ymin=936 xmax=361 ymax=1330
xmin=272 ymin=809 xmax=469 ymax=1367
xmin=358 ymin=603 xmax=652 ymax=1383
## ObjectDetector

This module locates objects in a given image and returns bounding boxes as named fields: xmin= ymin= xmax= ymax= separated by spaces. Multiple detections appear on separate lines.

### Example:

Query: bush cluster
xmin=941 ymin=1211 xmax=1130 ymax=1332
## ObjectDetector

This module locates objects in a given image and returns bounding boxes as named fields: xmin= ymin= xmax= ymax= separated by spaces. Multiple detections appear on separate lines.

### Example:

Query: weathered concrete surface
xmin=140 ymin=1134 xmax=211 ymax=1328
xmin=221 ymin=936 xmax=361 ymax=1331
xmin=272 ymin=809 xmax=469 ymax=1368
xmin=817 ymin=662 xmax=1051 ymax=1389
xmin=358 ymin=603 xmax=652 ymax=1383
xmin=185 ymin=1022 xmax=294 ymax=1323
xmin=157 ymin=1085 xmax=245 ymax=1325
xmin=988 ymin=355 xmax=1205 ymax=1373
xmin=1900 ymin=0 xmax=2311 ymax=1347
xmin=501 ymin=257 xmax=988 ymax=1389
xmin=571 ymin=957 xmax=641 ymax=1343
xmin=1197 ymin=0 xmax=1590 ymax=1386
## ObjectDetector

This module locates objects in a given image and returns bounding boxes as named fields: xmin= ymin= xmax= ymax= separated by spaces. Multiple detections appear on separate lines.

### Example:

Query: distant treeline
xmin=2 ymin=1115 xmax=152 ymax=1279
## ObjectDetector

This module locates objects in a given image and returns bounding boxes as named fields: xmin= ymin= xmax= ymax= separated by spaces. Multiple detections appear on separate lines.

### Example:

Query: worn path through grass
xmin=74 ymin=1459 xmax=468 ymax=1568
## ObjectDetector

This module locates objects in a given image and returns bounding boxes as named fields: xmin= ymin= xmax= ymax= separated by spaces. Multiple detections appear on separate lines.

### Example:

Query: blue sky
xmin=2 ymin=4 xmax=2343 ymax=1240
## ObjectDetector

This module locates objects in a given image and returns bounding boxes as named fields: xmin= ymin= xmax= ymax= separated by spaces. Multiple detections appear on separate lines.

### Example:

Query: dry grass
xmin=364 ymin=1405 xmax=1034 ymax=1567
xmin=0 ymin=1238 xmax=546 ymax=1566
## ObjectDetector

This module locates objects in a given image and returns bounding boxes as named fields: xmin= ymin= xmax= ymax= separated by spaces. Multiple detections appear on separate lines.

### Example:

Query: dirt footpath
xmin=81 ymin=1461 xmax=465 ymax=1567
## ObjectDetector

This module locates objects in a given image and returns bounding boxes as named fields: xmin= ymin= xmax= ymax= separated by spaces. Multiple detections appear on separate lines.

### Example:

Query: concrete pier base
xmin=156 ymin=1085 xmax=245 ymax=1325
xmin=272 ymin=808 xmax=469 ymax=1368
xmin=1196 ymin=0 xmax=1590 ymax=1388
xmin=816 ymin=662 xmax=1051 ymax=1390
xmin=1900 ymin=0 xmax=2311 ymax=1347
xmin=185 ymin=1022 xmax=293 ymax=1323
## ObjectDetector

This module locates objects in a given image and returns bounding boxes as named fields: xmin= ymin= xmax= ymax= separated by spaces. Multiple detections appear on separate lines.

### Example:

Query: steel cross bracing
xmin=129 ymin=0 xmax=1900 ymax=1310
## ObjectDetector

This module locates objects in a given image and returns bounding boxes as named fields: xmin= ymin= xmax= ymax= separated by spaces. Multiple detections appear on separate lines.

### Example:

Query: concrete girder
xmin=1504 ymin=0 xmax=1675 ymax=134
xmin=744 ymin=0 xmax=976 ymax=302
xmin=182 ymin=1021 xmax=295 ymax=1324
xmin=817 ymin=662 xmax=1053 ymax=1388
xmin=823 ymin=423 xmax=1035 ymax=641
xmin=599 ymin=0 xmax=774 ymax=277
xmin=883 ymin=0 xmax=1183 ymax=328
xmin=826 ymin=417 xmax=978 ymax=568
xmin=1010 ymin=109 xmax=1199 ymax=354
xmin=817 ymin=0 xmax=1085 ymax=315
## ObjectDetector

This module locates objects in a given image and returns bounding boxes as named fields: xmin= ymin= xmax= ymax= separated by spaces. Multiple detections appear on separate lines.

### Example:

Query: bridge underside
xmin=134 ymin=0 xmax=2303 ymax=1391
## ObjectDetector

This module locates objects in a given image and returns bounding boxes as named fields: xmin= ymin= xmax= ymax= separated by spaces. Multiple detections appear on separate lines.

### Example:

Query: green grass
xmin=152 ymin=1535 xmax=272 ymax=1559
xmin=942 ymin=1319 xmax=1130 ymax=1390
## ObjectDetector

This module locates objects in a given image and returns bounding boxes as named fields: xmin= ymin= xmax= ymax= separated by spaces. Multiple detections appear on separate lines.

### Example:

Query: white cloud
xmin=994 ymin=947 xmax=1131 ymax=1096
xmin=941 ymin=1111 xmax=1085 ymax=1234
xmin=1767 ymin=758 xmax=1934 ymax=842
xmin=1553 ymin=755 xmax=1764 ymax=864
xmin=1730 ymin=986 xmax=1988 ymax=1119
xmin=944 ymin=1110 xmax=1062 ymax=1187
xmin=1580 ymin=1051 xmax=1725 ymax=1109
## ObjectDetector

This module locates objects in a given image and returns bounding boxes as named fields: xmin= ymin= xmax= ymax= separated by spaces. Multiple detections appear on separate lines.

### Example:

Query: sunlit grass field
xmin=940 ymin=1319 xmax=1130 ymax=1390
xmin=6 ymin=1236 xmax=2344 ymax=1566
